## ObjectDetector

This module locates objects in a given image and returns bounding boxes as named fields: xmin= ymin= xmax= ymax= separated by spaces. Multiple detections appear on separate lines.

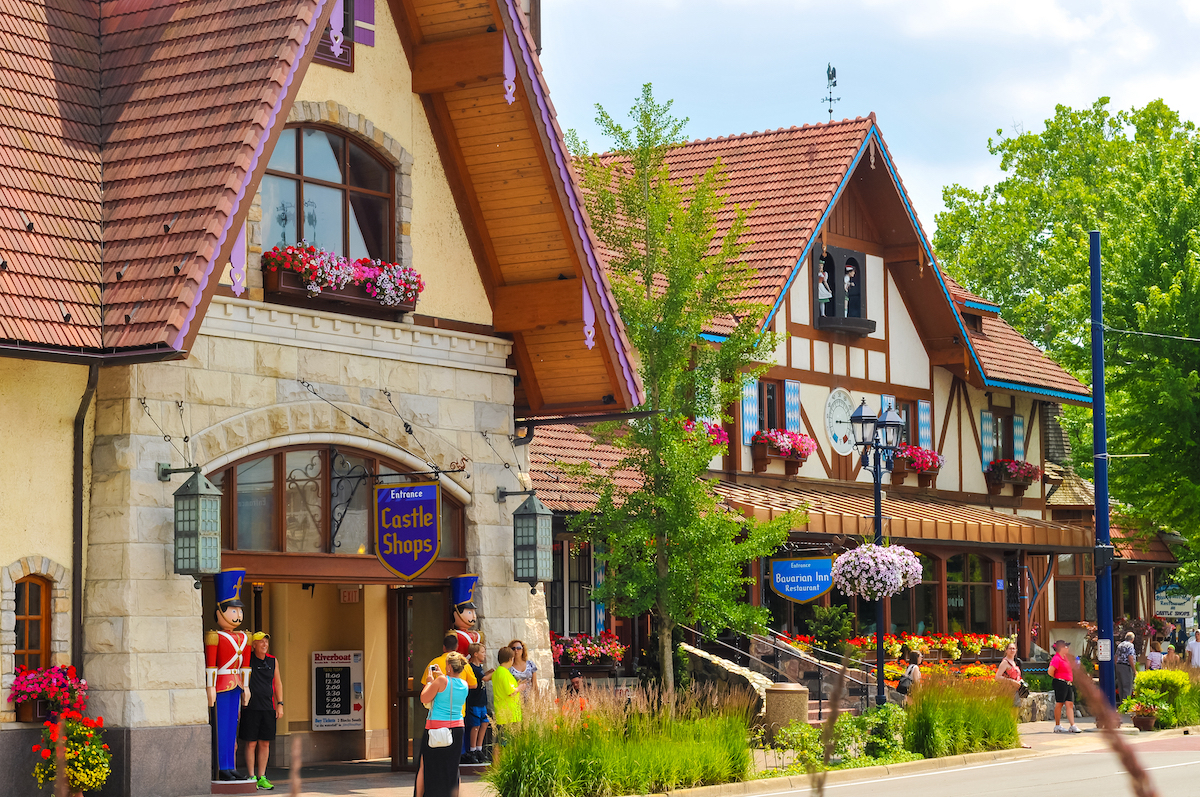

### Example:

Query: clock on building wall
xmin=824 ymin=387 xmax=857 ymax=457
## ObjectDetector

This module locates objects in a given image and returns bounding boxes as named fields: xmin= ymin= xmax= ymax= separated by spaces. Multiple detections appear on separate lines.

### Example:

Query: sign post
xmin=374 ymin=482 xmax=441 ymax=580
xmin=311 ymin=650 xmax=364 ymax=730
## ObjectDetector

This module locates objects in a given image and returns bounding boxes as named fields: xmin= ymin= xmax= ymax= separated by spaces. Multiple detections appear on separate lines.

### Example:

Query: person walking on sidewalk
xmin=1048 ymin=640 xmax=1082 ymax=733
xmin=995 ymin=642 xmax=1024 ymax=704
xmin=1186 ymin=630 xmax=1200 ymax=669
xmin=238 ymin=632 xmax=283 ymax=791
xmin=1116 ymin=632 xmax=1137 ymax=701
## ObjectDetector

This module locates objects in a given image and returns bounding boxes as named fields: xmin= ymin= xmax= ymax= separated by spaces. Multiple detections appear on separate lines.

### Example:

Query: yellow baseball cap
xmin=252 ymin=632 xmax=270 ymax=641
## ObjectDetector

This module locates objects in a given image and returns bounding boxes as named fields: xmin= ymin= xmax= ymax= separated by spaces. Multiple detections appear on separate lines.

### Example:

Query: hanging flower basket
xmin=832 ymin=543 xmax=923 ymax=601
xmin=751 ymin=429 xmax=816 ymax=475
xmin=986 ymin=459 xmax=1042 ymax=497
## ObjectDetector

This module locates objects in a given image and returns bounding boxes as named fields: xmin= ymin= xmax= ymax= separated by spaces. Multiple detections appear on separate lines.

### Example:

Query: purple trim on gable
xmin=502 ymin=33 xmax=516 ymax=105
xmin=173 ymin=0 xmax=330 ymax=351
xmin=230 ymin=223 xmax=248 ymax=296
xmin=498 ymin=0 xmax=641 ymax=405
xmin=330 ymin=0 xmax=346 ymax=56
xmin=354 ymin=0 xmax=375 ymax=46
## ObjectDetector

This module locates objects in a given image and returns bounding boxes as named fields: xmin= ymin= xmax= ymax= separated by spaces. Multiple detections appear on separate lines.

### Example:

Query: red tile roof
xmin=0 ymin=0 xmax=328 ymax=355
xmin=528 ymin=423 xmax=641 ymax=512
xmin=591 ymin=118 xmax=874 ymax=336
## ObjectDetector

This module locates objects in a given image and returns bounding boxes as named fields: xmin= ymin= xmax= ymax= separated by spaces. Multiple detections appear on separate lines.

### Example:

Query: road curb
xmin=663 ymin=747 xmax=1038 ymax=797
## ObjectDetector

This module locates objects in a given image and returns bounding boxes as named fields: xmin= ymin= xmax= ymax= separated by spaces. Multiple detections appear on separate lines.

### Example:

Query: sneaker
xmin=257 ymin=776 xmax=275 ymax=790
xmin=1068 ymin=725 xmax=1083 ymax=734
xmin=1053 ymin=725 xmax=1067 ymax=733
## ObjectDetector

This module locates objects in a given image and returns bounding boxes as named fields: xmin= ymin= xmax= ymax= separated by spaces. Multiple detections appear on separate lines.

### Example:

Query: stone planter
xmin=763 ymin=683 xmax=809 ymax=742
xmin=264 ymin=268 xmax=417 ymax=321
xmin=750 ymin=443 xmax=806 ymax=475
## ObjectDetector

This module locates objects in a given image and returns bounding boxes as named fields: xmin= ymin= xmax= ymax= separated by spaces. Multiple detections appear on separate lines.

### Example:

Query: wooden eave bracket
xmin=412 ymin=31 xmax=505 ymax=94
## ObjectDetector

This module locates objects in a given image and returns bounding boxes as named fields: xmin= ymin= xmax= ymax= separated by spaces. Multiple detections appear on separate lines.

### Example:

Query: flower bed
xmin=7 ymin=666 xmax=110 ymax=792
xmin=840 ymin=632 xmax=1014 ymax=661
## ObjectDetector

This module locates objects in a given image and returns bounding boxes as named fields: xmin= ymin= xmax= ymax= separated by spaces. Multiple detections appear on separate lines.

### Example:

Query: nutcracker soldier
xmin=205 ymin=569 xmax=252 ymax=781
xmin=449 ymin=574 xmax=481 ymax=654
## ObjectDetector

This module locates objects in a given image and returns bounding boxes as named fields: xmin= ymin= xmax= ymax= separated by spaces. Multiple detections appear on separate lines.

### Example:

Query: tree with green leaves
xmin=933 ymin=98 xmax=1200 ymax=540
xmin=566 ymin=85 xmax=802 ymax=690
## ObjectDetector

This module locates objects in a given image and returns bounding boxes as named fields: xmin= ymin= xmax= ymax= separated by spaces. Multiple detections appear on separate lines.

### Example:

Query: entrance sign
xmin=769 ymin=558 xmax=834 ymax=604
xmin=375 ymin=481 xmax=440 ymax=580
xmin=312 ymin=650 xmax=364 ymax=730
xmin=1155 ymin=585 xmax=1195 ymax=619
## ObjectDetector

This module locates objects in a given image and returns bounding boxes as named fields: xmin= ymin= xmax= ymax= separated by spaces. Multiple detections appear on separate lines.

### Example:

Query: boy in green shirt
xmin=490 ymin=645 xmax=523 ymax=762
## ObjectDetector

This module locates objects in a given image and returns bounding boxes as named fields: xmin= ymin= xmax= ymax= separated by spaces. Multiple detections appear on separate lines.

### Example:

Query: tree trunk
xmin=658 ymin=611 xmax=674 ymax=693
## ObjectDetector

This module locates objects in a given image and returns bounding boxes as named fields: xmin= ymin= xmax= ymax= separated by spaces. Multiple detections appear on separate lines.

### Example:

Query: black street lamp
xmin=848 ymin=399 xmax=906 ymax=706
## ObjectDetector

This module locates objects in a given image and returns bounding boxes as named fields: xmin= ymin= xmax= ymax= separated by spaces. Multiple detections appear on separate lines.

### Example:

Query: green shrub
xmin=1023 ymin=673 xmax=1052 ymax=693
xmin=810 ymin=605 xmax=855 ymax=654
xmin=485 ymin=685 xmax=754 ymax=797
xmin=861 ymin=703 xmax=907 ymax=758
xmin=903 ymin=676 xmax=1019 ymax=758
xmin=1134 ymin=669 xmax=1190 ymax=704
xmin=774 ymin=719 xmax=823 ymax=771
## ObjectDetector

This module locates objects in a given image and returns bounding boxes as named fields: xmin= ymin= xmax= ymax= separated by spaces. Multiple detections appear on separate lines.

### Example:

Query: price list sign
xmin=311 ymin=650 xmax=364 ymax=730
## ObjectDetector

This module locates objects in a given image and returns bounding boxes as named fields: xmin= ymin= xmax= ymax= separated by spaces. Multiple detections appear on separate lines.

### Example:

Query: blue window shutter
xmin=1014 ymin=415 xmax=1025 ymax=461
xmin=981 ymin=410 xmax=993 ymax=470
xmin=593 ymin=553 xmax=605 ymax=634
xmin=881 ymin=394 xmax=895 ymax=414
xmin=354 ymin=0 xmax=375 ymax=46
xmin=741 ymin=379 xmax=758 ymax=445
xmin=918 ymin=400 xmax=933 ymax=449
xmin=784 ymin=380 xmax=802 ymax=434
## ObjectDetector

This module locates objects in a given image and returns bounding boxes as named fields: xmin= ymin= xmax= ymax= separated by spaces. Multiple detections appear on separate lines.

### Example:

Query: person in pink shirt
xmin=1048 ymin=640 xmax=1081 ymax=733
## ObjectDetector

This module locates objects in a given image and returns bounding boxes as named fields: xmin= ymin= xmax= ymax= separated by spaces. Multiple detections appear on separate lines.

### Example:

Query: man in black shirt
xmin=238 ymin=632 xmax=284 ymax=790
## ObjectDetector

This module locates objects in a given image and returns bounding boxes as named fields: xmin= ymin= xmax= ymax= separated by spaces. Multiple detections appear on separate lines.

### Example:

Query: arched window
xmin=209 ymin=446 xmax=463 ymax=558
xmin=15 ymin=575 xmax=50 ymax=670
xmin=261 ymin=126 xmax=394 ymax=261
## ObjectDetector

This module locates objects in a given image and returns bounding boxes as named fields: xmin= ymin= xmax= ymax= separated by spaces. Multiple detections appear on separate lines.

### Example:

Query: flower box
xmin=891 ymin=445 xmax=944 ymax=488
xmin=16 ymin=698 xmax=49 ymax=724
xmin=553 ymin=661 xmax=618 ymax=680
xmin=751 ymin=443 xmax=807 ymax=475
xmin=265 ymin=268 xmax=415 ymax=321
xmin=986 ymin=460 xmax=1042 ymax=497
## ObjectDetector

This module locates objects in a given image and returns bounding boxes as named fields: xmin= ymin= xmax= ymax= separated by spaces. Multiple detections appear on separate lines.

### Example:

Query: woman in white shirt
xmin=1146 ymin=640 xmax=1164 ymax=670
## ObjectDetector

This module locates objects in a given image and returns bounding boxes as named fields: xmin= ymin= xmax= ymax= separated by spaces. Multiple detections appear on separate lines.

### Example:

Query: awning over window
xmin=710 ymin=480 xmax=1093 ymax=552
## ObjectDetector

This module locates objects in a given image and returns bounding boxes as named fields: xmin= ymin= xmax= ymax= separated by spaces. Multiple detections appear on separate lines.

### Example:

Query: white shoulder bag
xmin=427 ymin=727 xmax=453 ymax=748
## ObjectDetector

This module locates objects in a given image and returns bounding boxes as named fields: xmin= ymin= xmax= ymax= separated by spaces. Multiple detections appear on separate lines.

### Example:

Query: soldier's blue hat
xmin=214 ymin=568 xmax=246 ymax=608
xmin=450 ymin=574 xmax=478 ymax=611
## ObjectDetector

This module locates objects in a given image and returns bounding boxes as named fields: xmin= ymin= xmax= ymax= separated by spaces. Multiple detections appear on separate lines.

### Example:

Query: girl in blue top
xmin=417 ymin=651 xmax=470 ymax=797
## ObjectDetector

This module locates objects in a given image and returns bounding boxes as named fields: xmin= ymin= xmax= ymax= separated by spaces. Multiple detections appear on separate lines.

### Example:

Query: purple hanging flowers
xmin=831 ymin=543 xmax=923 ymax=601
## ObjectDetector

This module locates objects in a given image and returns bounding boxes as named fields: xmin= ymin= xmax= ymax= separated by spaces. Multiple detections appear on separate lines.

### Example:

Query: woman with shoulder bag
xmin=896 ymin=650 xmax=922 ymax=702
xmin=995 ymin=643 xmax=1028 ymax=704
xmin=417 ymin=652 xmax=470 ymax=797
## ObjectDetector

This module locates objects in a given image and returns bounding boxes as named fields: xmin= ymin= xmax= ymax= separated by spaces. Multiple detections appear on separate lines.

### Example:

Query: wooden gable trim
xmin=177 ymin=0 xmax=339 ymax=355
xmin=800 ymin=403 xmax=833 ymax=478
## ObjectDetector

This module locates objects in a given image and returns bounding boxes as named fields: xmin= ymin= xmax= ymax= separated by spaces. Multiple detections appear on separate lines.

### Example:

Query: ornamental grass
xmin=903 ymin=675 xmax=1019 ymax=758
xmin=484 ymin=684 xmax=756 ymax=797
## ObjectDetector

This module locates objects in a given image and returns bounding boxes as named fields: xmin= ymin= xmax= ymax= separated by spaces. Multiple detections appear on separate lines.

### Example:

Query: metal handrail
xmin=677 ymin=624 xmax=799 ymax=684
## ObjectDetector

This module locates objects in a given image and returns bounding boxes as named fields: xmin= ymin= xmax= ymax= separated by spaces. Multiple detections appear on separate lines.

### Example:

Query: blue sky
xmin=539 ymin=0 xmax=1200 ymax=235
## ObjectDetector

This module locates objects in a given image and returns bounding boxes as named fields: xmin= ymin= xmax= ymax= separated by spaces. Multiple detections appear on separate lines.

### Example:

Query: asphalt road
xmin=777 ymin=736 xmax=1200 ymax=797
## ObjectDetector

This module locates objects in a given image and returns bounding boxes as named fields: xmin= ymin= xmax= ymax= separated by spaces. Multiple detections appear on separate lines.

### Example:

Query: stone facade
xmin=0 ymin=557 xmax=71 ymax=723
xmin=84 ymin=290 xmax=552 ymax=788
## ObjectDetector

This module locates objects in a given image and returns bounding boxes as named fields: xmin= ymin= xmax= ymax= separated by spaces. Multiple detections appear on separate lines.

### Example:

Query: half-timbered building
xmin=531 ymin=116 xmax=1112 ymax=669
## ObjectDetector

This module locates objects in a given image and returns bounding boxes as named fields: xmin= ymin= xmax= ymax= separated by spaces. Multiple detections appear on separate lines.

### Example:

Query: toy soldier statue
xmin=449 ymin=574 xmax=481 ymax=654
xmin=205 ymin=569 xmax=252 ymax=781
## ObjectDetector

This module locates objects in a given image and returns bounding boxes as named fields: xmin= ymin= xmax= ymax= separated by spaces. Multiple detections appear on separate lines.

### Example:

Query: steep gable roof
xmin=0 ymin=0 xmax=334 ymax=359
xmin=636 ymin=118 xmax=1088 ymax=404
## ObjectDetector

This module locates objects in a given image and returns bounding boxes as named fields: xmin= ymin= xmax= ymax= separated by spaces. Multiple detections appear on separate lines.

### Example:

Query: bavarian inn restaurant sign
xmin=375 ymin=481 xmax=440 ymax=579
xmin=769 ymin=558 xmax=834 ymax=604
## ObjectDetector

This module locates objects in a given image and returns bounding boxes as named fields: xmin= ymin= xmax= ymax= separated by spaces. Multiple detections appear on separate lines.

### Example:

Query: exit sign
xmin=340 ymin=588 xmax=360 ymax=604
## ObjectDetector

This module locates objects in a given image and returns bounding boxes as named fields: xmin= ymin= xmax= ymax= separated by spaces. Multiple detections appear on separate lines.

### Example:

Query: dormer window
xmin=963 ymin=312 xmax=982 ymax=332
xmin=813 ymin=245 xmax=876 ymax=336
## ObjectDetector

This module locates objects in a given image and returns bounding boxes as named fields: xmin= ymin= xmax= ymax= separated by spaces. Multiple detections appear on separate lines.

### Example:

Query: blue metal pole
xmin=874 ymin=443 xmax=886 ymax=707
xmin=1090 ymin=230 xmax=1116 ymax=706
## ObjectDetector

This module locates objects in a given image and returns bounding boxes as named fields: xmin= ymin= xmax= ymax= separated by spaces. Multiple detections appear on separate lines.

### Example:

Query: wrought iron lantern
xmin=512 ymin=493 xmax=553 ymax=590
xmin=876 ymin=406 xmax=906 ymax=450
xmin=161 ymin=465 xmax=223 ymax=580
